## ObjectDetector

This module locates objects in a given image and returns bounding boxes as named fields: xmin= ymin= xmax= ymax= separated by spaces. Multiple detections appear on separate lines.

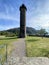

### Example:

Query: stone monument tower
xmin=19 ymin=4 xmax=27 ymax=38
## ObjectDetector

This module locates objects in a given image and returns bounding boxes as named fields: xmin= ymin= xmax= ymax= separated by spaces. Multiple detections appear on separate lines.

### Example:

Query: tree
xmin=38 ymin=28 xmax=48 ymax=38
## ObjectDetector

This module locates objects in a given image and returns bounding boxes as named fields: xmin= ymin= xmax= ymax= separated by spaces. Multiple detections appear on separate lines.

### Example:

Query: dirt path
xmin=10 ymin=38 xmax=26 ymax=57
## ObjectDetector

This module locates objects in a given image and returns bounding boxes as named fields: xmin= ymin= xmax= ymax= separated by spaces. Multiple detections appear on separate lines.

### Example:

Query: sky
xmin=0 ymin=0 xmax=49 ymax=32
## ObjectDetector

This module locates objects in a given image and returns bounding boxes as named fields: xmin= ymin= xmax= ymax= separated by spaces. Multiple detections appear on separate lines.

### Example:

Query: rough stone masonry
xmin=19 ymin=4 xmax=27 ymax=38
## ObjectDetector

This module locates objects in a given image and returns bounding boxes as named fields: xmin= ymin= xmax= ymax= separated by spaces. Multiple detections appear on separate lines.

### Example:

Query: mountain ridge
xmin=0 ymin=27 xmax=37 ymax=36
xmin=0 ymin=27 xmax=48 ymax=37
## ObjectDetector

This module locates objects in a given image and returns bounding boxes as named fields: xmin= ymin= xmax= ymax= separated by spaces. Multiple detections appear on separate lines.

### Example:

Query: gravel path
xmin=4 ymin=57 xmax=49 ymax=65
xmin=10 ymin=38 xmax=26 ymax=57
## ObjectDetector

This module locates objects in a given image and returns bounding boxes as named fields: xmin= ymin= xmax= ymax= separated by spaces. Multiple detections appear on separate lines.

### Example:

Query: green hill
xmin=0 ymin=27 xmax=37 ymax=36
xmin=0 ymin=27 xmax=48 ymax=37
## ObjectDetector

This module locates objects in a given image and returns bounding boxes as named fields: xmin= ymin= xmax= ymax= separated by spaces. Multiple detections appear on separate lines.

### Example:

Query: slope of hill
xmin=0 ymin=27 xmax=37 ymax=36
xmin=26 ymin=27 xmax=37 ymax=35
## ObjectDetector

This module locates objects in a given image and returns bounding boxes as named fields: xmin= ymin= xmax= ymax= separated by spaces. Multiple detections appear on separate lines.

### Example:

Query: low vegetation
xmin=0 ymin=36 xmax=17 ymax=64
xmin=26 ymin=36 xmax=49 ymax=57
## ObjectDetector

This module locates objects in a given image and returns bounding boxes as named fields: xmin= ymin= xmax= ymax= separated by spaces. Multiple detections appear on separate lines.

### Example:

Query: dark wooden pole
xmin=6 ymin=44 xmax=7 ymax=62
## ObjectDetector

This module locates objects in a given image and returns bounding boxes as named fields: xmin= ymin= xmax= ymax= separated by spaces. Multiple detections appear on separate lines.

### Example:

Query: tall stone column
xmin=19 ymin=4 xmax=27 ymax=38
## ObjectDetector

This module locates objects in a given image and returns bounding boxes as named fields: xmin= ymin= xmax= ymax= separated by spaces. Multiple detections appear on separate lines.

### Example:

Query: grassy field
xmin=0 ymin=36 xmax=17 ymax=63
xmin=26 ymin=36 xmax=49 ymax=57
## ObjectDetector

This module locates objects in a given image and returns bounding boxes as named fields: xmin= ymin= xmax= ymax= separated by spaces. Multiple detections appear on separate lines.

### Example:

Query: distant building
xmin=19 ymin=4 xmax=27 ymax=38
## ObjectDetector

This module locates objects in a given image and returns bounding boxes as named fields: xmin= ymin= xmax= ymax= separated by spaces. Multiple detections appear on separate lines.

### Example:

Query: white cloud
xmin=0 ymin=24 xmax=19 ymax=31
xmin=42 ymin=23 xmax=49 ymax=27
xmin=0 ymin=13 xmax=19 ymax=21
xmin=27 ymin=13 xmax=49 ymax=30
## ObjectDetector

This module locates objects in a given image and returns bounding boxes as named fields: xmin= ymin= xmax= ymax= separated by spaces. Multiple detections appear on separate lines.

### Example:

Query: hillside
xmin=26 ymin=27 xmax=37 ymax=35
xmin=0 ymin=27 xmax=48 ymax=37
xmin=0 ymin=27 xmax=37 ymax=36
xmin=6 ymin=27 xmax=37 ymax=35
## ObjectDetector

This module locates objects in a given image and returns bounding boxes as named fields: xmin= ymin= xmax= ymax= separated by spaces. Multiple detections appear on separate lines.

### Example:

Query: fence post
xmin=0 ymin=56 xmax=2 ymax=65
xmin=6 ymin=44 xmax=7 ymax=62
xmin=0 ymin=57 xmax=1 ymax=65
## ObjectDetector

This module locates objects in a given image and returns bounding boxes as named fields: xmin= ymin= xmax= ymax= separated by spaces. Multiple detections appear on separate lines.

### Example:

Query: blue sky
xmin=0 ymin=0 xmax=49 ymax=32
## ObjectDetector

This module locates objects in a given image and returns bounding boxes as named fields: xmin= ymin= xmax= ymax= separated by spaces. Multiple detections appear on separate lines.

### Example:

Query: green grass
xmin=26 ymin=36 xmax=49 ymax=57
xmin=0 ymin=36 xmax=18 ymax=64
